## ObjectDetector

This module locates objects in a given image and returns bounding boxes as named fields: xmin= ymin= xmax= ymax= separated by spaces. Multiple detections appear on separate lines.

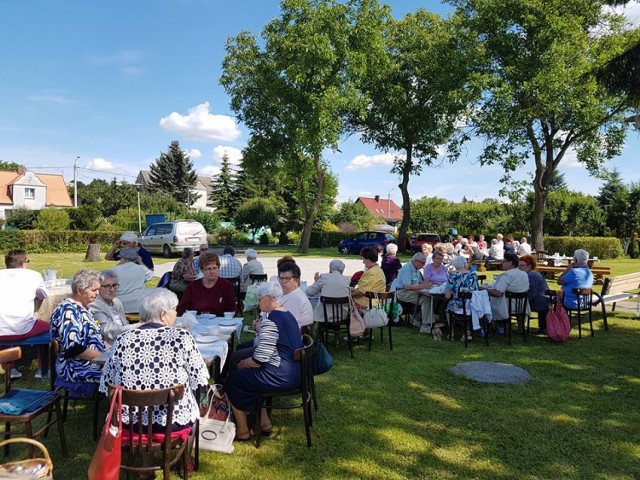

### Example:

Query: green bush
xmin=5 ymin=207 xmax=39 ymax=230
xmin=211 ymin=226 xmax=248 ymax=246
xmin=544 ymin=236 xmax=624 ymax=260
xmin=0 ymin=230 xmax=123 ymax=253
xmin=309 ymin=231 xmax=353 ymax=248
xmin=33 ymin=208 xmax=71 ymax=231
xmin=259 ymin=232 xmax=270 ymax=245
xmin=189 ymin=210 xmax=220 ymax=234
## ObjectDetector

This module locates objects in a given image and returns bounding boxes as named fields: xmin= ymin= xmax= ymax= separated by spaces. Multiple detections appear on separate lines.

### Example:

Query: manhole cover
xmin=451 ymin=361 xmax=530 ymax=383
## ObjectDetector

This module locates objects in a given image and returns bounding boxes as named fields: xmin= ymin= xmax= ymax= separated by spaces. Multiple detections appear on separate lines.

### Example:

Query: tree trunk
xmin=531 ymin=187 xmax=547 ymax=253
xmin=297 ymin=154 xmax=326 ymax=254
xmin=84 ymin=243 xmax=101 ymax=262
xmin=397 ymin=147 xmax=413 ymax=252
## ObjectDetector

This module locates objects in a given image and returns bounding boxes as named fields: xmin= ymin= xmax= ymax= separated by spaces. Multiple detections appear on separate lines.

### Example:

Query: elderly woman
xmin=421 ymin=243 xmax=434 ymax=265
xmin=488 ymin=238 xmax=504 ymax=261
xmin=445 ymin=256 xmax=479 ymax=340
xmin=558 ymin=249 xmax=594 ymax=309
xmin=169 ymin=248 xmax=196 ymax=294
xmin=50 ymin=269 xmax=106 ymax=384
xmin=306 ymin=259 xmax=350 ymax=323
xmin=278 ymin=262 xmax=313 ymax=331
xmin=100 ymin=289 xmax=209 ymax=442
xmin=111 ymin=247 xmax=153 ymax=313
xmin=350 ymin=246 xmax=386 ymax=309
xmin=381 ymin=243 xmax=402 ymax=285
xmin=225 ymin=281 xmax=303 ymax=441
xmin=423 ymin=250 xmax=449 ymax=286
xmin=240 ymin=248 xmax=264 ymax=292
xmin=89 ymin=270 xmax=137 ymax=344
xmin=177 ymin=252 xmax=236 ymax=316
xmin=518 ymin=255 xmax=549 ymax=333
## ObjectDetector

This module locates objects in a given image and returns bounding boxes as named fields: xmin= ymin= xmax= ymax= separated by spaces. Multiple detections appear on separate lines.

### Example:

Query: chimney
xmin=374 ymin=195 xmax=380 ymax=202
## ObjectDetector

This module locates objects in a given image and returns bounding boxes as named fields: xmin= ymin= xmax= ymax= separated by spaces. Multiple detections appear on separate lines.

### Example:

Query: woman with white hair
xmin=224 ymin=281 xmax=303 ymax=441
xmin=240 ymin=248 xmax=264 ymax=292
xmin=99 ymin=288 xmax=209 ymax=442
xmin=306 ymin=259 xmax=351 ymax=322
xmin=111 ymin=247 xmax=153 ymax=313
xmin=558 ymin=249 xmax=593 ymax=309
xmin=381 ymin=243 xmax=402 ymax=285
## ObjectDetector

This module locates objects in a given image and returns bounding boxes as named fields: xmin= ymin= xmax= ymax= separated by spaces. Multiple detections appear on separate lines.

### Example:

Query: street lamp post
xmin=134 ymin=183 xmax=142 ymax=233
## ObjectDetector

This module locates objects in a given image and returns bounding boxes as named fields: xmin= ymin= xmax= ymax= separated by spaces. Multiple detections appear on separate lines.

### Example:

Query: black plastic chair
xmin=565 ymin=288 xmax=595 ymax=338
xmin=249 ymin=273 xmax=267 ymax=284
xmin=227 ymin=276 xmax=242 ymax=315
xmin=156 ymin=272 xmax=172 ymax=288
xmin=320 ymin=296 xmax=353 ymax=359
xmin=504 ymin=291 xmax=529 ymax=344
xmin=364 ymin=291 xmax=394 ymax=351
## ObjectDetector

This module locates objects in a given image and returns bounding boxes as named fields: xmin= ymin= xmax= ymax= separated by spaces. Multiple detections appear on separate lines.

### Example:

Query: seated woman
xmin=111 ymin=247 xmax=154 ymax=313
xmin=445 ymin=256 xmax=479 ymax=340
xmin=169 ymin=248 xmax=196 ymax=294
xmin=240 ymin=248 xmax=264 ymax=293
xmin=306 ymin=259 xmax=350 ymax=323
xmin=421 ymin=243 xmax=434 ymax=265
xmin=558 ymin=249 xmax=593 ymax=309
xmin=99 ymin=288 xmax=209 ymax=441
xmin=50 ymin=269 xmax=106 ymax=385
xmin=487 ymin=238 xmax=504 ymax=261
xmin=177 ymin=252 xmax=236 ymax=316
xmin=518 ymin=255 xmax=549 ymax=333
xmin=225 ymin=281 xmax=303 ymax=441
xmin=89 ymin=270 xmax=137 ymax=344
xmin=350 ymin=246 xmax=386 ymax=310
xmin=381 ymin=243 xmax=402 ymax=285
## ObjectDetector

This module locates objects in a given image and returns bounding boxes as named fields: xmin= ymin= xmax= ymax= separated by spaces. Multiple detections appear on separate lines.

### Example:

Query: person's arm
xmin=305 ymin=276 xmax=323 ymax=296
xmin=557 ymin=265 xmax=576 ymax=285
xmin=240 ymin=317 xmax=278 ymax=368
xmin=105 ymin=240 xmax=121 ymax=261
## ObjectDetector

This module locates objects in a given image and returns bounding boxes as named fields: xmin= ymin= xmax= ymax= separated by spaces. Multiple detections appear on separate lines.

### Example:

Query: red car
xmin=413 ymin=233 xmax=441 ymax=251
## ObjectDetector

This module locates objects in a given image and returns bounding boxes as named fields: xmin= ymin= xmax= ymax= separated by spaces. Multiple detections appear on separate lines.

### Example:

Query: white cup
xmin=209 ymin=325 xmax=220 ymax=336
xmin=224 ymin=311 xmax=235 ymax=319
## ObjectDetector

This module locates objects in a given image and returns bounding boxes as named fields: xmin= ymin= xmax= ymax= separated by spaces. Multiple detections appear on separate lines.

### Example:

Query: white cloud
xmin=200 ymin=165 xmax=221 ymax=177
xmin=159 ymin=102 xmax=241 ymax=142
xmin=187 ymin=149 xmax=202 ymax=159
xmin=212 ymin=145 xmax=243 ymax=165
xmin=86 ymin=158 xmax=113 ymax=171
xmin=27 ymin=95 xmax=75 ymax=105
xmin=346 ymin=152 xmax=397 ymax=171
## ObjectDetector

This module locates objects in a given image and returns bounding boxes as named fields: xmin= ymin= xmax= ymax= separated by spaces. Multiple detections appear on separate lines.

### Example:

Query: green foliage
xmin=5 ymin=207 xmax=39 ymax=230
xmin=106 ymin=208 xmax=140 ymax=232
xmin=544 ymin=236 xmax=624 ymax=259
xmin=210 ymin=153 xmax=239 ymax=221
xmin=0 ymin=160 xmax=21 ymax=172
xmin=332 ymin=201 xmax=377 ymax=232
xmin=539 ymin=190 xmax=604 ymax=236
xmin=69 ymin=205 xmax=103 ymax=230
xmin=148 ymin=140 xmax=200 ymax=207
xmin=259 ymin=232 xmax=270 ymax=245
xmin=309 ymin=231 xmax=353 ymax=248
xmin=32 ymin=208 xmax=71 ymax=231
xmin=140 ymin=192 xmax=189 ymax=222
xmin=235 ymin=197 xmax=280 ymax=237
xmin=76 ymin=179 xmax=138 ymax=217
xmin=0 ymin=231 xmax=124 ymax=253
xmin=188 ymin=210 xmax=219 ymax=234
xmin=211 ymin=226 xmax=248 ymax=246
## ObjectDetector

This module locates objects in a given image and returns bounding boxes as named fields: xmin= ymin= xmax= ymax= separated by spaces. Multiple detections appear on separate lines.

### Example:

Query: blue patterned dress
xmin=50 ymin=298 xmax=105 ymax=383
xmin=445 ymin=271 xmax=479 ymax=313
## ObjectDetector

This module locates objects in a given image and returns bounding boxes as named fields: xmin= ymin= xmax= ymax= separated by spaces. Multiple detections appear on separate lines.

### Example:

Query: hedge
xmin=544 ymin=236 xmax=624 ymax=260
xmin=0 ymin=231 xmax=122 ymax=253
xmin=309 ymin=231 xmax=353 ymax=248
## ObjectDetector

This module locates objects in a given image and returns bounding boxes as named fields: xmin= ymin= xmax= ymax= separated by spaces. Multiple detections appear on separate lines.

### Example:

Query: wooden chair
xmin=0 ymin=347 xmax=67 ymax=457
xmin=566 ymin=288 xmax=595 ymax=338
xmin=254 ymin=335 xmax=314 ymax=448
xmin=320 ymin=296 xmax=353 ymax=359
xmin=448 ymin=291 xmax=473 ymax=347
xmin=364 ymin=291 xmax=395 ymax=351
xmin=0 ymin=332 xmax=51 ymax=378
xmin=249 ymin=273 xmax=267 ymax=284
xmin=49 ymin=339 xmax=104 ymax=440
xmin=504 ymin=291 xmax=529 ymax=344
xmin=227 ymin=276 xmax=242 ymax=315
xmin=108 ymin=384 xmax=191 ymax=480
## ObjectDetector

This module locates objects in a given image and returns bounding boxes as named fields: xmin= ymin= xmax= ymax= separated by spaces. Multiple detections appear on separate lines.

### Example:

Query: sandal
xmin=234 ymin=431 xmax=252 ymax=442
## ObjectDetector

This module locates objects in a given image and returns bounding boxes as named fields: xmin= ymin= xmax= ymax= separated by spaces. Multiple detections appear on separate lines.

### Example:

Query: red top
xmin=177 ymin=278 xmax=236 ymax=316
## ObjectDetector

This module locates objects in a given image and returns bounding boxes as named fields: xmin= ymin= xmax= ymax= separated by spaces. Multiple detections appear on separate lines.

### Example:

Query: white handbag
xmin=363 ymin=293 xmax=389 ymax=328
xmin=198 ymin=385 xmax=235 ymax=454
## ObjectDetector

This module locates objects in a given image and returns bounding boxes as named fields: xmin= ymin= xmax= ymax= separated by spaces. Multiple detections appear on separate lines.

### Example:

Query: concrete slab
xmin=451 ymin=361 xmax=531 ymax=384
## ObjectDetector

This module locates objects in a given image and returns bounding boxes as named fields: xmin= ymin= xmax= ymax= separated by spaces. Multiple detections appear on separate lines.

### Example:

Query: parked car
xmin=338 ymin=231 xmax=396 ymax=255
xmin=413 ymin=232 xmax=441 ymax=251
xmin=138 ymin=220 xmax=208 ymax=257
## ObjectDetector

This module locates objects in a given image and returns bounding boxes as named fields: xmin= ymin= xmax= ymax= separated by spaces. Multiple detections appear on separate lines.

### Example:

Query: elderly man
xmin=219 ymin=246 xmax=243 ymax=279
xmin=306 ymin=259 xmax=351 ymax=323
xmin=240 ymin=248 xmax=264 ymax=292
xmin=105 ymin=231 xmax=154 ymax=271
xmin=0 ymin=250 xmax=50 ymax=378
xmin=111 ymin=247 xmax=154 ymax=313
xmin=193 ymin=243 xmax=209 ymax=279
xmin=278 ymin=261 xmax=313 ymax=331
xmin=558 ymin=249 xmax=594 ymax=309
xmin=393 ymin=252 xmax=439 ymax=334
xmin=481 ymin=252 xmax=529 ymax=321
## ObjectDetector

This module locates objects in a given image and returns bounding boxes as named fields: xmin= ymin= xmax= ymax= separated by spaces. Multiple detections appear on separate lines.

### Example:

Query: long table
xmin=536 ymin=265 xmax=611 ymax=285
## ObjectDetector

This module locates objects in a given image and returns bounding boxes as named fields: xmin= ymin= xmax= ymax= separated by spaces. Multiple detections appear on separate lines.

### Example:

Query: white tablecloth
xmin=37 ymin=284 xmax=72 ymax=321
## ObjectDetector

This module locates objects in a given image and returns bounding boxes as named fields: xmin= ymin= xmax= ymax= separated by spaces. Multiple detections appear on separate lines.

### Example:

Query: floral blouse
xmin=445 ymin=271 xmax=479 ymax=313
xmin=171 ymin=257 xmax=196 ymax=284
xmin=50 ymin=298 xmax=106 ymax=383
xmin=99 ymin=324 xmax=209 ymax=428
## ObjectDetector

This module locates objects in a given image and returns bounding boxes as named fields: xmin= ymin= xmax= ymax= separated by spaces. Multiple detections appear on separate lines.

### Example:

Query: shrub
xmin=69 ymin=205 xmax=103 ymax=230
xmin=544 ymin=236 xmax=624 ymax=259
xmin=259 ymin=232 xmax=270 ymax=245
xmin=212 ymin=226 xmax=248 ymax=246
xmin=0 ymin=231 xmax=123 ymax=253
xmin=33 ymin=208 xmax=71 ymax=231
xmin=309 ymin=231 xmax=353 ymax=248
xmin=6 ymin=207 xmax=39 ymax=230
xmin=189 ymin=210 xmax=219 ymax=234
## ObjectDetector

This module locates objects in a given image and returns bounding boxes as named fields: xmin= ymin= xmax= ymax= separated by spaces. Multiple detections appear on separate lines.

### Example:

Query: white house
xmin=135 ymin=170 xmax=214 ymax=212
xmin=0 ymin=168 xmax=72 ymax=220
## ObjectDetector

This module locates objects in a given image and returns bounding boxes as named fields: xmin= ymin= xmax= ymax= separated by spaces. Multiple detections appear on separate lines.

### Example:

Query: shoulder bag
xmin=198 ymin=384 xmax=235 ymax=454
xmin=348 ymin=295 xmax=366 ymax=337
xmin=547 ymin=301 xmax=570 ymax=342
xmin=363 ymin=293 xmax=389 ymax=328
xmin=88 ymin=386 xmax=122 ymax=480
xmin=312 ymin=342 xmax=333 ymax=375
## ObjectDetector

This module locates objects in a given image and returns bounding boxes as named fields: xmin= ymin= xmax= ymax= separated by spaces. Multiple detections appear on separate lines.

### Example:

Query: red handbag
xmin=88 ymin=386 xmax=122 ymax=480
xmin=547 ymin=302 xmax=570 ymax=342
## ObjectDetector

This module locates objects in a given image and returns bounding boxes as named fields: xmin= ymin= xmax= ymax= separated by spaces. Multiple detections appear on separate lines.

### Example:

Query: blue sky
xmin=1 ymin=0 xmax=639 ymax=207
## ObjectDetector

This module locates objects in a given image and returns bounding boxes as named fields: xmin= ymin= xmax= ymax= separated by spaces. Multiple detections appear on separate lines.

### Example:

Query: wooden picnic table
xmin=536 ymin=265 xmax=611 ymax=285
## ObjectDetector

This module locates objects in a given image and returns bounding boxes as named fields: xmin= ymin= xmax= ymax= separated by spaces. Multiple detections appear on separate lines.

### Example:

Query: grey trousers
xmin=396 ymin=290 xmax=436 ymax=326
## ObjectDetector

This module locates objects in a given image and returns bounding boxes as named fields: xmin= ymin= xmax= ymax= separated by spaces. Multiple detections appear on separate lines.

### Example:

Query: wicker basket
xmin=0 ymin=438 xmax=53 ymax=480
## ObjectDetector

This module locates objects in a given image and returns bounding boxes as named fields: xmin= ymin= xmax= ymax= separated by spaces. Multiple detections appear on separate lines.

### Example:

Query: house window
xmin=24 ymin=188 xmax=35 ymax=199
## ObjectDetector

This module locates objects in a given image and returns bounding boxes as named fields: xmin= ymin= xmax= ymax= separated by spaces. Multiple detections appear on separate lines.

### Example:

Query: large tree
xmin=221 ymin=0 xmax=386 ymax=252
xmin=348 ymin=9 xmax=482 ymax=251
xmin=452 ymin=0 xmax=640 ymax=250
xmin=148 ymin=140 xmax=200 ymax=207
xmin=210 ymin=153 xmax=238 ymax=221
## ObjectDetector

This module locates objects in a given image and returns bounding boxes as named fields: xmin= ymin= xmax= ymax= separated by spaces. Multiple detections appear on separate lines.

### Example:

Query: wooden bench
xmin=537 ymin=265 xmax=612 ymax=285
xmin=469 ymin=260 xmax=502 ymax=272
xmin=592 ymin=272 xmax=640 ymax=329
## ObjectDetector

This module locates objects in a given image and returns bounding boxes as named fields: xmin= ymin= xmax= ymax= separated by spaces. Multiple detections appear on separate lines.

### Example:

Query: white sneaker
xmin=419 ymin=325 xmax=432 ymax=335
xmin=34 ymin=368 xmax=49 ymax=380
xmin=10 ymin=368 xmax=22 ymax=379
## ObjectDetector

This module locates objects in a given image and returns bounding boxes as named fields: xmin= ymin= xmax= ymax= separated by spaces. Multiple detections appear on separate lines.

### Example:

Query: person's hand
xmin=314 ymin=272 xmax=320 ymax=282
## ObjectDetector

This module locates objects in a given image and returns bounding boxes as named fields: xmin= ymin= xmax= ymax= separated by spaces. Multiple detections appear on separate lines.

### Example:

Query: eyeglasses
xmin=101 ymin=283 xmax=119 ymax=289
xmin=278 ymin=276 xmax=295 ymax=282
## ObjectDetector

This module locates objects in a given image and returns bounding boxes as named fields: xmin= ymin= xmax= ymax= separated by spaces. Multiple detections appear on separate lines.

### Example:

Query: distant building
xmin=135 ymin=170 xmax=213 ymax=211
xmin=0 ymin=167 xmax=72 ymax=220
xmin=355 ymin=195 xmax=403 ymax=227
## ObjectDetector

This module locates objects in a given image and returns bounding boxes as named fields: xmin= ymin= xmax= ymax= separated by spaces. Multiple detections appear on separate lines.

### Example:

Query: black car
xmin=338 ymin=231 xmax=396 ymax=255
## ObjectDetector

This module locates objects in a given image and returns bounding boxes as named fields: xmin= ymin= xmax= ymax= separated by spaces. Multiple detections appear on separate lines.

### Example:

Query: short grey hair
xmin=329 ymin=259 xmax=345 ymax=273
xmin=421 ymin=243 xmax=433 ymax=254
xmin=432 ymin=250 xmax=445 ymax=259
xmin=100 ymin=270 xmax=118 ymax=284
xmin=521 ymin=237 xmax=527 ymax=243
xmin=257 ymin=281 xmax=283 ymax=300
xmin=139 ymin=288 xmax=179 ymax=323
xmin=573 ymin=249 xmax=589 ymax=265
xmin=245 ymin=248 xmax=257 ymax=260
xmin=411 ymin=252 xmax=426 ymax=263
xmin=71 ymin=269 xmax=101 ymax=294
xmin=182 ymin=247 xmax=194 ymax=259
xmin=452 ymin=255 xmax=468 ymax=270
xmin=386 ymin=243 xmax=398 ymax=255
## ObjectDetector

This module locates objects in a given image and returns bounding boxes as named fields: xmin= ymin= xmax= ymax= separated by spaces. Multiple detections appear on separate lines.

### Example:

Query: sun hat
xmin=120 ymin=231 xmax=138 ymax=243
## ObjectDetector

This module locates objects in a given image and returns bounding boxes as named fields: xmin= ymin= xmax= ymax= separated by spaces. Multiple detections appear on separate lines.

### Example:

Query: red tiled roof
xmin=0 ymin=171 xmax=72 ymax=207
xmin=356 ymin=196 xmax=403 ymax=222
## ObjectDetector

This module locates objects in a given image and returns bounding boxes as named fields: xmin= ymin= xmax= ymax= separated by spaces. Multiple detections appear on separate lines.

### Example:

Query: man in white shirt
xmin=0 ymin=250 xmax=50 ymax=378
xmin=518 ymin=237 xmax=532 ymax=256
xmin=481 ymin=252 xmax=529 ymax=321
xmin=278 ymin=262 xmax=313 ymax=331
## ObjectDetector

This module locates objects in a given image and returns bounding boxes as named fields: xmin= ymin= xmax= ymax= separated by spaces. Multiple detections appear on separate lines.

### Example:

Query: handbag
xmin=363 ymin=293 xmax=389 ymax=328
xmin=198 ymin=385 xmax=235 ymax=454
xmin=199 ymin=384 xmax=230 ymax=421
xmin=348 ymin=295 xmax=366 ymax=337
xmin=88 ymin=386 xmax=122 ymax=480
xmin=547 ymin=301 xmax=570 ymax=342
xmin=312 ymin=342 xmax=333 ymax=375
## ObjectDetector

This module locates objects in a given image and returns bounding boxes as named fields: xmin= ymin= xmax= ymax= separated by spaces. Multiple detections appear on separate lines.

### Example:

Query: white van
xmin=138 ymin=220 xmax=207 ymax=257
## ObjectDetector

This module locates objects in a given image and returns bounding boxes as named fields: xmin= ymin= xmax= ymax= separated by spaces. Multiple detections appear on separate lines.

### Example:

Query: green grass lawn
xmin=3 ymin=252 xmax=640 ymax=479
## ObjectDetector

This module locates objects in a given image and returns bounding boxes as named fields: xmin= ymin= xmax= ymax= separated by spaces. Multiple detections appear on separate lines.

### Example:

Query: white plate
xmin=195 ymin=335 xmax=220 ymax=344
xmin=219 ymin=319 xmax=237 ymax=326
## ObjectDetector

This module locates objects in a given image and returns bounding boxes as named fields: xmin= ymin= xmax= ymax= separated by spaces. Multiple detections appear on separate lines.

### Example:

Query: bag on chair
xmin=348 ymin=295 xmax=366 ymax=337
xmin=363 ymin=293 xmax=389 ymax=328
xmin=547 ymin=302 xmax=570 ymax=342
xmin=88 ymin=386 xmax=122 ymax=480
xmin=198 ymin=384 xmax=235 ymax=454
